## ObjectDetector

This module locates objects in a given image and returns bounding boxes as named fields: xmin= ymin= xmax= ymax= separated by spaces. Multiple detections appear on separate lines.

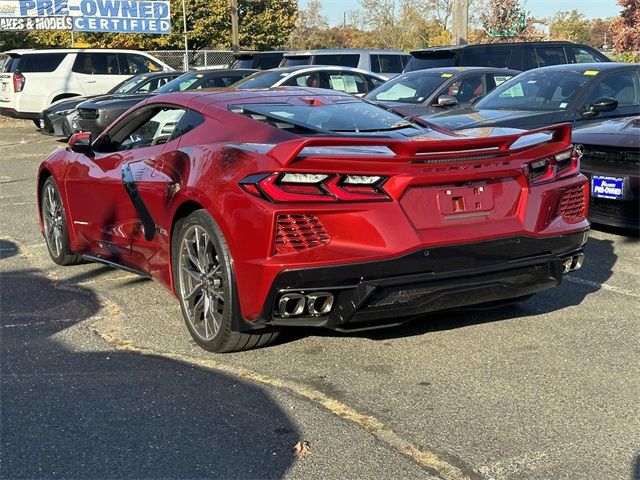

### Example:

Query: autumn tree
xmin=612 ymin=0 xmax=640 ymax=52
xmin=590 ymin=18 xmax=614 ymax=50
xmin=287 ymin=0 xmax=329 ymax=49
xmin=480 ymin=0 xmax=536 ymax=42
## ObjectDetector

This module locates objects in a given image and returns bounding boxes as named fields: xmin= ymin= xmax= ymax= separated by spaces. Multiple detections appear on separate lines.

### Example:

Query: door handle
xmin=84 ymin=80 xmax=97 ymax=84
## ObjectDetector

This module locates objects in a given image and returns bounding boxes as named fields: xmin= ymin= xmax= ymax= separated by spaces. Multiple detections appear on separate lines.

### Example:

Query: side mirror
xmin=584 ymin=97 xmax=618 ymax=116
xmin=435 ymin=95 xmax=458 ymax=108
xmin=68 ymin=132 xmax=93 ymax=155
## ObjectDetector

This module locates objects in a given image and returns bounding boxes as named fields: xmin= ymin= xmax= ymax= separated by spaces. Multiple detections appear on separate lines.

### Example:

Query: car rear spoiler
xmin=266 ymin=123 xmax=573 ymax=167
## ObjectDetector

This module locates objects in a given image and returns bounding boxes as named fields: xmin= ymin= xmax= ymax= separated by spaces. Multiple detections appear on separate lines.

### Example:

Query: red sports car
xmin=37 ymin=88 xmax=590 ymax=352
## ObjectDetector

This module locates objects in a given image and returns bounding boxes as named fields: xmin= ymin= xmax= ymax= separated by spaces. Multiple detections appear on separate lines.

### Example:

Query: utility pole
xmin=451 ymin=0 xmax=468 ymax=45
xmin=230 ymin=0 xmax=239 ymax=53
xmin=182 ymin=0 xmax=189 ymax=70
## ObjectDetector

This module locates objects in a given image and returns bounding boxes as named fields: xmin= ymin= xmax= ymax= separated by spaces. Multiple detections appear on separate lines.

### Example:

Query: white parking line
xmin=565 ymin=275 xmax=640 ymax=298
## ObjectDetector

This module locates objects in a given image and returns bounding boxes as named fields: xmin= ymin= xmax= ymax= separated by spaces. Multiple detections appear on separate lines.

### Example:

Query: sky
xmin=299 ymin=0 xmax=622 ymax=26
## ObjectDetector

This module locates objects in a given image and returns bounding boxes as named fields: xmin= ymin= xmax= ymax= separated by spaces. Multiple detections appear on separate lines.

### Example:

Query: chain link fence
xmin=146 ymin=50 xmax=235 ymax=71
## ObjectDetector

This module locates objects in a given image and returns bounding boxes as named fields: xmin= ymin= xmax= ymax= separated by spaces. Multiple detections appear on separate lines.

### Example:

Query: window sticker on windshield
xmin=584 ymin=70 xmax=599 ymax=76
xmin=559 ymin=102 xmax=568 ymax=109
xmin=196 ymin=74 xmax=203 ymax=78
xmin=441 ymin=73 xmax=453 ymax=78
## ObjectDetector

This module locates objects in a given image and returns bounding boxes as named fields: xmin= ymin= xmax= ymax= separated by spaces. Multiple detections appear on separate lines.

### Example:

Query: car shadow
xmin=275 ymin=235 xmax=617 ymax=345
xmin=1 ymin=265 xmax=299 ymax=479
xmin=591 ymin=221 xmax=639 ymax=239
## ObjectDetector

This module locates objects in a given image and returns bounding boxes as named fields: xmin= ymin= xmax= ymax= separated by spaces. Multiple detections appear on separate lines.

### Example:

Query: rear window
xmin=17 ymin=53 xmax=67 ymax=72
xmin=231 ymin=101 xmax=418 ymax=133
xmin=283 ymin=56 xmax=311 ymax=67
xmin=230 ymin=59 xmax=253 ymax=69
xmin=366 ymin=71 xmax=447 ymax=103
xmin=255 ymin=54 xmax=283 ymax=70
xmin=313 ymin=54 xmax=359 ymax=68
xmin=233 ymin=70 xmax=288 ymax=89
xmin=404 ymin=52 xmax=456 ymax=72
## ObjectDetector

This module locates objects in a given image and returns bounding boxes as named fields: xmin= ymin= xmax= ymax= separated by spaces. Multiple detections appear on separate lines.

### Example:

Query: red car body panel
xmin=37 ymin=88 xmax=589 ymax=328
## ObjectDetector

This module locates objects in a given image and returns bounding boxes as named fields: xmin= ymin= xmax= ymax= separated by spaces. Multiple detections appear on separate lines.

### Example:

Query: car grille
xmin=580 ymin=146 xmax=639 ymax=169
xmin=275 ymin=214 xmax=329 ymax=254
xmin=558 ymin=185 xmax=587 ymax=222
xmin=78 ymin=108 xmax=99 ymax=120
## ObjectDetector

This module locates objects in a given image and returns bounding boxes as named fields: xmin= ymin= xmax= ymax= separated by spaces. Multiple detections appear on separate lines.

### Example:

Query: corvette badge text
xmin=0 ymin=0 xmax=171 ymax=33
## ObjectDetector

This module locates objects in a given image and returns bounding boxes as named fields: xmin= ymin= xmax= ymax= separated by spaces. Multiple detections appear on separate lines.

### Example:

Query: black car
xmin=573 ymin=116 xmax=639 ymax=232
xmin=425 ymin=63 xmax=640 ymax=132
xmin=365 ymin=67 xmax=519 ymax=117
xmin=405 ymin=41 xmax=610 ymax=72
xmin=39 ymin=71 xmax=183 ymax=137
xmin=75 ymin=69 xmax=256 ymax=138
xmin=228 ymin=51 xmax=286 ymax=70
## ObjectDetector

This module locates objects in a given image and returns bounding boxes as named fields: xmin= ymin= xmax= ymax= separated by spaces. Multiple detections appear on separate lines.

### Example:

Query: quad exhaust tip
xmin=276 ymin=292 xmax=334 ymax=318
xmin=562 ymin=253 xmax=584 ymax=274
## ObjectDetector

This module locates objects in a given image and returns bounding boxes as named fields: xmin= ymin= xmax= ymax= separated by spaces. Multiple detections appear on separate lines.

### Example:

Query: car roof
xmin=402 ymin=66 xmax=520 ymax=74
xmin=521 ymin=62 xmax=638 ymax=73
xmin=151 ymin=87 xmax=356 ymax=109
xmin=409 ymin=41 xmax=586 ymax=55
xmin=233 ymin=51 xmax=287 ymax=58
xmin=263 ymin=65 xmax=386 ymax=76
xmin=182 ymin=68 xmax=258 ymax=76
xmin=284 ymin=48 xmax=406 ymax=56
xmin=4 ymin=48 xmax=159 ymax=55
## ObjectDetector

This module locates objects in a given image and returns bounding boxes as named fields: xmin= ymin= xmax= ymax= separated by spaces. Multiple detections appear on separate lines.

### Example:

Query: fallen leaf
xmin=293 ymin=440 xmax=311 ymax=460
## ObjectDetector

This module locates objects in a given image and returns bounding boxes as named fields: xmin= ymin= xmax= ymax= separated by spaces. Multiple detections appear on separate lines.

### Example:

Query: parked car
xmin=75 ymin=69 xmax=256 ymax=138
xmin=365 ymin=67 xmax=519 ymax=116
xmin=0 ymin=49 xmax=172 ymax=124
xmin=229 ymin=51 xmax=286 ymax=70
xmin=232 ymin=65 xmax=387 ymax=96
xmin=404 ymin=41 xmax=610 ymax=73
xmin=38 ymin=88 xmax=589 ymax=352
xmin=39 ymin=71 xmax=183 ymax=137
xmin=572 ymin=116 xmax=639 ymax=232
xmin=425 ymin=63 xmax=640 ymax=132
xmin=280 ymin=49 xmax=410 ymax=77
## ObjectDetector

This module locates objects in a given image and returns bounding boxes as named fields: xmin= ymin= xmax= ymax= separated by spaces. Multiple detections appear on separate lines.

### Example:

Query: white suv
xmin=0 ymin=49 xmax=172 ymax=123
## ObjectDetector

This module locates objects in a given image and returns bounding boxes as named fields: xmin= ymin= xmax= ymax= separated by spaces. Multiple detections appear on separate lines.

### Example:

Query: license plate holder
xmin=438 ymin=185 xmax=494 ymax=215
xmin=591 ymin=175 xmax=626 ymax=200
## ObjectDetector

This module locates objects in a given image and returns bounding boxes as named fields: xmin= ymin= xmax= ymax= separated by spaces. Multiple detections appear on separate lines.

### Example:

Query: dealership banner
xmin=0 ymin=0 xmax=171 ymax=33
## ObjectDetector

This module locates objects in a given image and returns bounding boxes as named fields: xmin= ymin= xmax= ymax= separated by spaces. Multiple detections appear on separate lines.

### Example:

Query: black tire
xmin=40 ymin=177 xmax=82 ymax=266
xmin=32 ymin=118 xmax=41 ymax=128
xmin=172 ymin=209 xmax=280 ymax=353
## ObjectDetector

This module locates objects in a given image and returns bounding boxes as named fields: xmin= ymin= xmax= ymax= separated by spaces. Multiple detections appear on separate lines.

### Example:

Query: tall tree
xmin=612 ymin=0 xmax=640 ymax=51
xmin=287 ymin=0 xmax=329 ymax=49
xmin=480 ymin=0 xmax=536 ymax=42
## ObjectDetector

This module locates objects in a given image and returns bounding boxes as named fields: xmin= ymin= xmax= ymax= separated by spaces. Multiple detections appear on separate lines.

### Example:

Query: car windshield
xmin=233 ymin=101 xmax=419 ymax=133
xmin=476 ymin=70 xmax=594 ymax=111
xmin=109 ymin=75 xmax=149 ymax=94
xmin=155 ymin=73 xmax=200 ymax=93
xmin=233 ymin=70 xmax=289 ymax=89
xmin=365 ymin=71 xmax=448 ymax=103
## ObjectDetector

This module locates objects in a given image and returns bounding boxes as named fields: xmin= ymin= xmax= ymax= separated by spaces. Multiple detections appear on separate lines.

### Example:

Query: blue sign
xmin=591 ymin=175 xmax=625 ymax=200
xmin=0 ymin=0 xmax=171 ymax=33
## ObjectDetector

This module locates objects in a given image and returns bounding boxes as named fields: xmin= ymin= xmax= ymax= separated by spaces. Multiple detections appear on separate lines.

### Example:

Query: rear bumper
xmin=256 ymin=231 xmax=588 ymax=330
xmin=0 ymin=108 xmax=39 ymax=120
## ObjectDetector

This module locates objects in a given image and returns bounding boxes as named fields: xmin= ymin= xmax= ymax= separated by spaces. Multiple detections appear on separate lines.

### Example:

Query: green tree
xmin=287 ymin=0 xmax=329 ymax=49
xmin=550 ymin=10 xmax=591 ymax=44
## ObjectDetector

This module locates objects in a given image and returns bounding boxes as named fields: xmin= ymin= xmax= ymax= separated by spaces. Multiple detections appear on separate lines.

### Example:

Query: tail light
xmin=13 ymin=71 xmax=25 ymax=93
xmin=527 ymin=148 xmax=579 ymax=185
xmin=240 ymin=172 xmax=389 ymax=203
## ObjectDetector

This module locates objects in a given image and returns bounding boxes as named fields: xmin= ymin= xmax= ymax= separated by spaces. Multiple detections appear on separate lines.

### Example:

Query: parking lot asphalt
xmin=1 ymin=120 xmax=638 ymax=480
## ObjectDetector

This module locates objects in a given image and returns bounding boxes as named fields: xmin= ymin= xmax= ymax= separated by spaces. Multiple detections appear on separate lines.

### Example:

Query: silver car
xmin=232 ymin=65 xmax=387 ymax=97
